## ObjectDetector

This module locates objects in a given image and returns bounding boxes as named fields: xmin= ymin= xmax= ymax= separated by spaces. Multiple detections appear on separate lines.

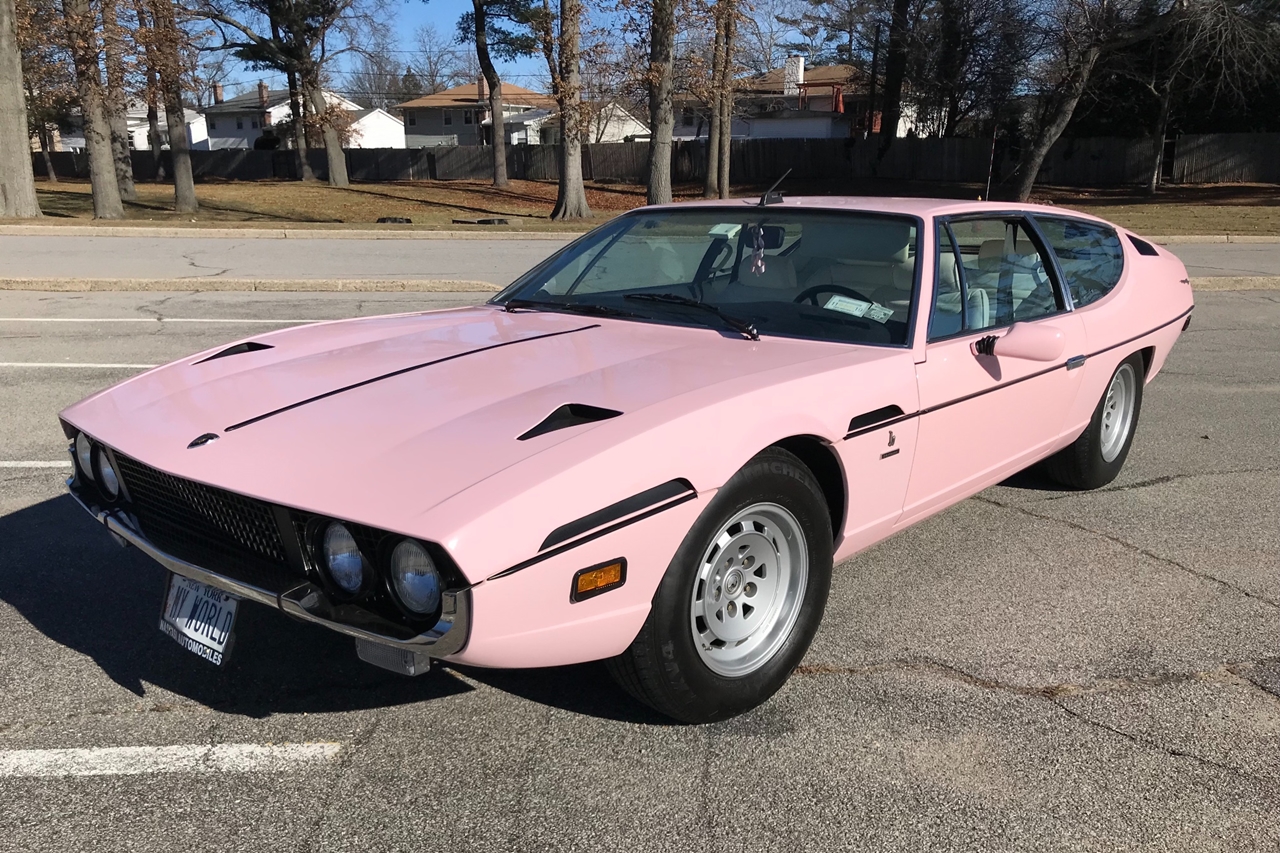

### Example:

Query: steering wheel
xmin=793 ymin=283 xmax=874 ymax=306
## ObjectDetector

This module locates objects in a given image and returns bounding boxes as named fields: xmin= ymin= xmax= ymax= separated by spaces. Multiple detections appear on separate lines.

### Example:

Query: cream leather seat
xmin=794 ymin=220 xmax=914 ymax=306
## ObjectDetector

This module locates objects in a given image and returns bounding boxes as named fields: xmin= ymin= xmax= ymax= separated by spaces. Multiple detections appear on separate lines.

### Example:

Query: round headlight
xmin=322 ymin=522 xmax=364 ymax=594
xmin=96 ymin=451 xmax=120 ymax=499
xmin=75 ymin=433 xmax=94 ymax=481
xmin=389 ymin=540 xmax=441 ymax=615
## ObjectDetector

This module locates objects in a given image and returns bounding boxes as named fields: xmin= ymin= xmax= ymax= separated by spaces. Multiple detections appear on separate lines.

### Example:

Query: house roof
xmin=738 ymin=64 xmax=864 ymax=95
xmin=203 ymin=89 xmax=361 ymax=114
xmin=396 ymin=82 xmax=554 ymax=111
xmin=350 ymin=108 xmax=403 ymax=125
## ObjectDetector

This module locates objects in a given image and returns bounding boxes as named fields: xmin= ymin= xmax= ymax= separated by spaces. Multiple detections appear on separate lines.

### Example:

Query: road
xmin=0 ymin=234 xmax=1276 ymax=286
xmin=0 ymin=290 xmax=1277 ymax=851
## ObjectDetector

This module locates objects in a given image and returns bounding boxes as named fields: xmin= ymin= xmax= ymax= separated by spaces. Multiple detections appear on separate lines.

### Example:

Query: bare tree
xmin=413 ymin=22 xmax=474 ymax=94
xmin=703 ymin=0 xmax=729 ymax=196
xmin=461 ymin=0 xmax=538 ymax=188
xmin=146 ymin=0 xmax=197 ymax=211
xmin=535 ymin=0 xmax=591 ymax=218
xmin=1 ymin=0 xmax=41 ymax=216
xmin=101 ymin=0 xmax=137 ymax=200
xmin=62 ymin=0 xmax=124 ymax=218
xmin=646 ymin=0 xmax=676 ymax=203
xmin=18 ymin=0 xmax=76 ymax=185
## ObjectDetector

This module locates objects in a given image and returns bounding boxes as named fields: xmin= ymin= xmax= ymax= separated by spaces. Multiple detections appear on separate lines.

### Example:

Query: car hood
xmin=63 ymin=306 xmax=889 ymax=533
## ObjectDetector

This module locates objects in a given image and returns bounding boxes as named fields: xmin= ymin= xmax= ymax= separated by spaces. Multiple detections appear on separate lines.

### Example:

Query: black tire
xmin=607 ymin=447 xmax=833 ymax=723
xmin=1044 ymin=352 xmax=1145 ymax=490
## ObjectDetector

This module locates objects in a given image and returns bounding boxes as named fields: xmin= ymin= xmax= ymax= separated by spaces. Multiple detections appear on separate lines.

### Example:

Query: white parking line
xmin=0 ymin=362 xmax=157 ymax=369
xmin=0 ymin=318 xmax=313 ymax=324
xmin=0 ymin=461 xmax=72 ymax=468
xmin=0 ymin=743 xmax=343 ymax=777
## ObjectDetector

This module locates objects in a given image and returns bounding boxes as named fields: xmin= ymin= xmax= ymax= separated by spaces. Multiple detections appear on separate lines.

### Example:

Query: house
xmin=673 ymin=57 xmax=917 ymax=141
xmin=43 ymin=103 xmax=208 ymax=152
xmin=396 ymin=80 xmax=555 ymax=147
xmin=202 ymin=82 xmax=405 ymax=149
xmin=532 ymin=102 xmax=650 ymax=145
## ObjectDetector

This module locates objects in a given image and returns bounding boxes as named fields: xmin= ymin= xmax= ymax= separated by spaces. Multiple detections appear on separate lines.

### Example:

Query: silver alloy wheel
xmin=689 ymin=502 xmax=808 ymax=678
xmin=1099 ymin=362 xmax=1137 ymax=462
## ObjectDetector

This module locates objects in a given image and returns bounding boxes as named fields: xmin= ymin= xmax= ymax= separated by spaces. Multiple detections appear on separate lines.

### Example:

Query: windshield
xmin=493 ymin=208 xmax=919 ymax=346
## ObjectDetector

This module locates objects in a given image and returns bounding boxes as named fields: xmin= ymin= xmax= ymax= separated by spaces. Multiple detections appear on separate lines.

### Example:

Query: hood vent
xmin=195 ymin=341 xmax=274 ymax=364
xmin=518 ymin=404 xmax=622 ymax=441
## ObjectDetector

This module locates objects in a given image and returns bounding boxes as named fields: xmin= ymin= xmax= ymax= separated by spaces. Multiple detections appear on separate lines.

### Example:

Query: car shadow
xmin=1 ymin=495 xmax=676 ymax=723
xmin=997 ymin=464 xmax=1071 ymax=492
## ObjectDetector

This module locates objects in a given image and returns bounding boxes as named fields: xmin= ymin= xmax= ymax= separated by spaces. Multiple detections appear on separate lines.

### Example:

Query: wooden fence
xmin=31 ymin=132 xmax=1280 ymax=188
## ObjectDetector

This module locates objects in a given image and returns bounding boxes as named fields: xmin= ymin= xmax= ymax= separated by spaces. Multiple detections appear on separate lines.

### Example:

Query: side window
xmin=1034 ymin=217 xmax=1124 ymax=307
xmin=946 ymin=218 xmax=1061 ymax=331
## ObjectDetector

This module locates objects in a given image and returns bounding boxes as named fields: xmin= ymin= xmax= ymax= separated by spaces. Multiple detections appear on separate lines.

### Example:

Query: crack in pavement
xmin=180 ymin=252 xmax=232 ymax=279
xmin=972 ymin=495 xmax=1280 ymax=609
xmin=794 ymin=657 xmax=1280 ymax=786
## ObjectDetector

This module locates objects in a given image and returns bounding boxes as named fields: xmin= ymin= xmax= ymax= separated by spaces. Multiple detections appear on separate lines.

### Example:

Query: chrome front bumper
xmin=68 ymin=486 xmax=471 ymax=658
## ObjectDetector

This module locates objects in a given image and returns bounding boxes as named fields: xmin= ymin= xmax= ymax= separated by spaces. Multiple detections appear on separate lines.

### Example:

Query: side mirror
xmin=972 ymin=322 xmax=1066 ymax=363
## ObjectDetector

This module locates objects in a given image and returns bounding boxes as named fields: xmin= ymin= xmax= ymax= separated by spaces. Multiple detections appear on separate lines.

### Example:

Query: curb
xmin=0 ymin=278 xmax=502 ymax=293
xmin=1151 ymin=235 xmax=1280 ymax=244
xmin=0 ymin=225 xmax=584 ymax=240
xmin=1185 ymin=276 xmax=1280 ymax=291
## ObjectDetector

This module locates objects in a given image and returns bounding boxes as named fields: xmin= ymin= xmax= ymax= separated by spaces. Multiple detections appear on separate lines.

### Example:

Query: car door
xmin=900 ymin=215 xmax=1086 ymax=525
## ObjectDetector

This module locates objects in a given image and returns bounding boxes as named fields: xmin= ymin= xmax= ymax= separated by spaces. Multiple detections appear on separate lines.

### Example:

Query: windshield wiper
xmin=624 ymin=293 xmax=760 ymax=341
xmin=503 ymin=298 xmax=639 ymax=319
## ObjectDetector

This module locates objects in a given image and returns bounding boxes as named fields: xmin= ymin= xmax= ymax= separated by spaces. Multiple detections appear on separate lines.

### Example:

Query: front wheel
xmin=1044 ymin=353 xmax=1145 ymax=489
xmin=607 ymin=448 xmax=833 ymax=723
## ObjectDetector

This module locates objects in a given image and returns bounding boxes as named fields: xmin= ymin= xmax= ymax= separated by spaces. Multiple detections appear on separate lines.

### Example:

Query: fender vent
xmin=195 ymin=341 xmax=274 ymax=364
xmin=1127 ymin=235 xmax=1160 ymax=257
xmin=518 ymin=404 xmax=622 ymax=441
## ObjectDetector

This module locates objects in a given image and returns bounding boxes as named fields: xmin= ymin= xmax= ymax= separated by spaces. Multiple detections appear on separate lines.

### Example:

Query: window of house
xmin=208 ymin=119 xmax=217 ymax=130
xmin=682 ymin=108 xmax=694 ymax=127
xmin=236 ymin=118 xmax=243 ymax=130
xmin=1033 ymin=216 xmax=1124 ymax=307
xmin=444 ymin=111 xmax=453 ymax=126
xmin=407 ymin=113 xmax=416 ymax=126
xmin=930 ymin=217 xmax=1063 ymax=338
xmin=464 ymin=110 xmax=473 ymax=125
xmin=251 ymin=119 xmax=258 ymax=129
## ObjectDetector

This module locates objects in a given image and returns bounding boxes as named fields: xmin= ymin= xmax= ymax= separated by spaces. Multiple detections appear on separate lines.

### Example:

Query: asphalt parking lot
xmin=0 ymin=288 xmax=1277 ymax=851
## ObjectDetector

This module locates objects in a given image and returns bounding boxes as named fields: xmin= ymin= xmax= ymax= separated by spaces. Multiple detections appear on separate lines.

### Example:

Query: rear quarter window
xmin=1034 ymin=217 xmax=1124 ymax=307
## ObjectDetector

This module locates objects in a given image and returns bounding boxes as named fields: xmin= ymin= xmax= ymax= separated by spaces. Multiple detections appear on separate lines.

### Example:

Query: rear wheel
xmin=607 ymin=448 xmax=833 ymax=723
xmin=1045 ymin=353 xmax=1144 ymax=489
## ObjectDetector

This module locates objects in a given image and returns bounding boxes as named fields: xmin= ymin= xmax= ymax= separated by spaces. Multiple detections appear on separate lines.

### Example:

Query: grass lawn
xmin=16 ymin=177 xmax=1280 ymax=236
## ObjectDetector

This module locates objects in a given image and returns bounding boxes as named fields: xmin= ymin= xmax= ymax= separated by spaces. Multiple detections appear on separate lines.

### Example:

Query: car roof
xmin=637 ymin=196 xmax=1113 ymax=226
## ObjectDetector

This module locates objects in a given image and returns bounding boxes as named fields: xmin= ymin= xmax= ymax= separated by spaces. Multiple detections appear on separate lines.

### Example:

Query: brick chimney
xmin=783 ymin=55 xmax=805 ymax=97
xmin=257 ymin=80 xmax=269 ymax=107
xmin=477 ymin=75 xmax=489 ymax=102
xmin=212 ymin=82 xmax=224 ymax=104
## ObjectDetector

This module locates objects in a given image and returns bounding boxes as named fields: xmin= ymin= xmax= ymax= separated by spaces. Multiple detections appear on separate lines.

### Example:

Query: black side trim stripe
xmin=488 ymin=492 xmax=698 ymax=581
xmin=841 ymin=306 xmax=1193 ymax=441
xmin=541 ymin=478 xmax=695 ymax=551
xmin=224 ymin=324 xmax=600 ymax=432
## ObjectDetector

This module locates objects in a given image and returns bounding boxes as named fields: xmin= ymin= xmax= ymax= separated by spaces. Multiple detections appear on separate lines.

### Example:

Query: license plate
xmin=159 ymin=574 xmax=238 ymax=666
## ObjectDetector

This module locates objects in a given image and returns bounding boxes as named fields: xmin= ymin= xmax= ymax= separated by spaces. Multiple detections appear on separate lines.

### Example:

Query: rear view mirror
xmin=753 ymin=225 xmax=786 ymax=250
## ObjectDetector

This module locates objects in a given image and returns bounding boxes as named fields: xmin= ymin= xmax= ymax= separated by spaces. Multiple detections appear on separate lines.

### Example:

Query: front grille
xmin=114 ymin=453 xmax=294 ymax=588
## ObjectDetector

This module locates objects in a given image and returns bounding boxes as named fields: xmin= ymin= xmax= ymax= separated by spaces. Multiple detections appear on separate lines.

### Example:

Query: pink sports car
xmin=60 ymin=198 xmax=1193 ymax=722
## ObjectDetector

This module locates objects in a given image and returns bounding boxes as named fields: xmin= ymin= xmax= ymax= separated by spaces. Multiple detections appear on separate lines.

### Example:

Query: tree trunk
xmin=876 ymin=0 xmax=911 ymax=158
xmin=645 ymin=0 xmax=676 ymax=205
xmin=101 ymin=0 xmax=136 ymax=201
xmin=148 ymin=0 xmax=195 ymax=211
xmin=645 ymin=0 xmax=675 ymax=204
xmin=1146 ymin=83 xmax=1173 ymax=194
xmin=1006 ymin=46 xmax=1101 ymax=202
xmin=286 ymin=70 xmax=315 ymax=181
xmin=147 ymin=96 xmax=166 ymax=181
xmin=703 ymin=3 xmax=727 ymax=198
xmin=717 ymin=8 xmax=734 ymax=199
xmin=39 ymin=125 xmax=58 ymax=183
xmin=551 ymin=0 xmax=590 ymax=219
xmin=472 ymin=0 xmax=507 ymax=187
xmin=306 ymin=82 xmax=349 ymax=188
xmin=0 ymin=0 xmax=40 ymax=215
xmin=62 ymin=0 xmax=124 ymax=219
